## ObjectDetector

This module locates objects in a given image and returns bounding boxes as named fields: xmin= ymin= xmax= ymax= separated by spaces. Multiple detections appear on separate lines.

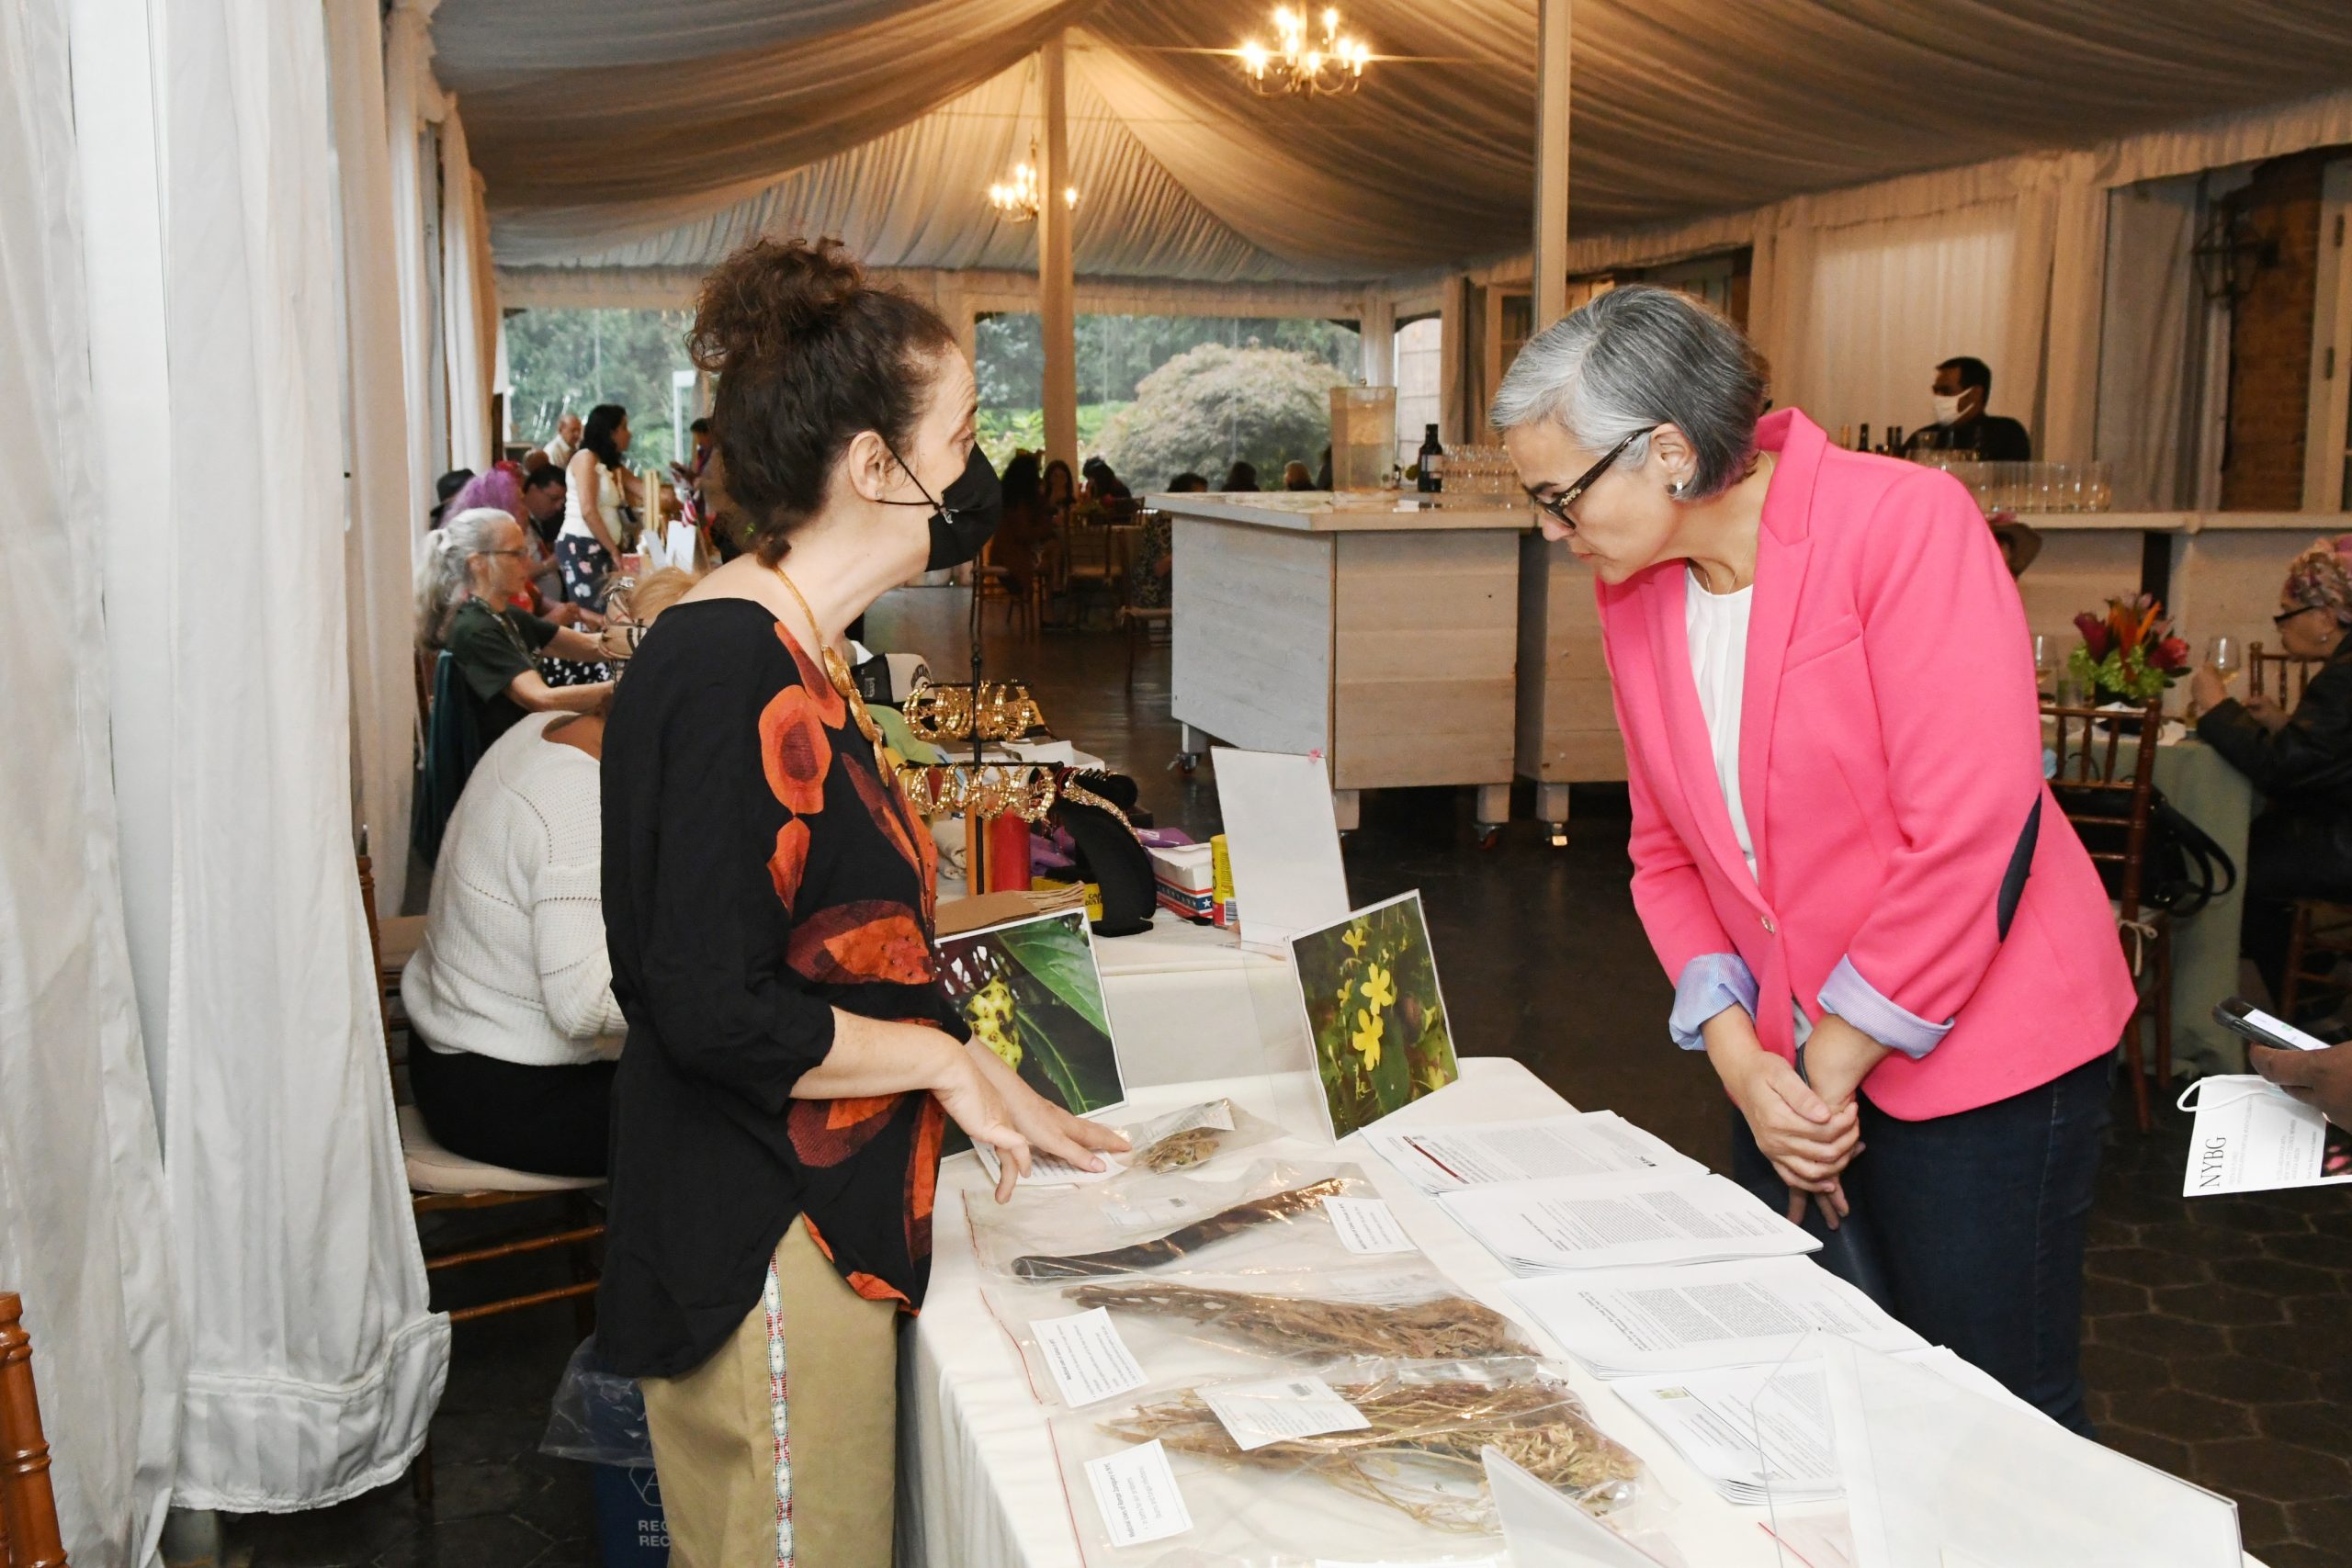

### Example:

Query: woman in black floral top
xmin=599 ymin=238 xmax=1125 ymax=1568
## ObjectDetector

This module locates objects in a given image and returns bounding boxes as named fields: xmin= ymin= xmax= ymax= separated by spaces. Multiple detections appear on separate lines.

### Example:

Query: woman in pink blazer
xmin=1495 ymin=287 xmax=2134 ymax=1434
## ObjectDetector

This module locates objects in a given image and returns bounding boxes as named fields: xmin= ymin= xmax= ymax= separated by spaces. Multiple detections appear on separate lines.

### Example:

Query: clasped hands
xmin=1703 ymin=1007 xmax=1889 ymax=1230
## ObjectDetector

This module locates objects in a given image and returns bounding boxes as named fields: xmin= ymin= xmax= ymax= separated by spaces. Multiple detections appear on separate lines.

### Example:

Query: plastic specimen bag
xmin=966 ymin=1158 xmax=1398 ymax=1283
xmin=1774 ymin=1337 xmax=2242 ymax=1568
xmin=1052 ymin=1356 xmax=1653 ymax=1567
xmin=979 ymin=1257 xmax=1540 ymax=1410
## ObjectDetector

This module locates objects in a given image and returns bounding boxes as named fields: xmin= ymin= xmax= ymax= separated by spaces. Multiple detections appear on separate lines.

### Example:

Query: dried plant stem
xmin=1098 ymin=1374 xmax=1642 ymax=1531
xmin=1067 ymin=1281 xmax=1528 ymax=1360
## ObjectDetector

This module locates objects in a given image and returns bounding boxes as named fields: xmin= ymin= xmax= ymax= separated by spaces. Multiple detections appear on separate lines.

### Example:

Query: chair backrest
xmin=0 ymin=1292 xmax=69 ymax=1568
xmin=2249 ymin=641 xmax=2322 ymax=705
xmin=2043 ymin=698 xmax=2163 ymax=918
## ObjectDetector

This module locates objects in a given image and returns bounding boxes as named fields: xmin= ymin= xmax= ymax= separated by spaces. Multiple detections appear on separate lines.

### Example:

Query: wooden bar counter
xmin=1155 ymin=491 xmax=1529 ymax=840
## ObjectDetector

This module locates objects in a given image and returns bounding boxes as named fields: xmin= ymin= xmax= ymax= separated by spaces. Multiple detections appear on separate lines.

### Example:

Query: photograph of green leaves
xmin=936 ymin=909 xmax=1127 ymax=1119
xmin=1290 ymin=890 xmax=1458 ymax=1138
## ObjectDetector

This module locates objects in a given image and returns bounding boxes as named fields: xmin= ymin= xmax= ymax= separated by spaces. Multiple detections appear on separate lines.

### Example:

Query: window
xmin=503 ymin=307 xmax=699 ymax=468
xmin=1394 ymin=314 xmax=1442 ymax=466
xmin=973 ymin=312 xmax=1361 ymax=487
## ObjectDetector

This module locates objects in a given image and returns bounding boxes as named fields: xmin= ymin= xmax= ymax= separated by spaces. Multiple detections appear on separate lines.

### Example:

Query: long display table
xmin=893 ymin=1056 xmax=2268 ymax=1568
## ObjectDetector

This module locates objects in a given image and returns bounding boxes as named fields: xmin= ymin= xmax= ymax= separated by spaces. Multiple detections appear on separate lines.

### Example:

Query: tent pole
xmin=1532 ymin=0 xmax=1572 ymax=330
xmin=1039 ymin=32 xmax=1078 ymax=474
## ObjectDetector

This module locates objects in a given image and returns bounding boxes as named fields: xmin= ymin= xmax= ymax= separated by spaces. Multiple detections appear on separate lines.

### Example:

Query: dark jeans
xmin=408 ymin=1032 xmax=616 ymax=1179
xmin=1729 ymin=1053 xmax=2112 ymax=1436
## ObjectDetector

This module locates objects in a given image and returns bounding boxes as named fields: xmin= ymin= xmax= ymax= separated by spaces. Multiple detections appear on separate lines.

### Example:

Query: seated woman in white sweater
xmin=401 ymin=570 xmax=694 ymax=1176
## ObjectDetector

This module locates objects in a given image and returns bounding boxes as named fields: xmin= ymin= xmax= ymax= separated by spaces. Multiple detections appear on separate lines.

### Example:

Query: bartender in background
xmin=1905 ymin=356 xmax=2032 ymax=461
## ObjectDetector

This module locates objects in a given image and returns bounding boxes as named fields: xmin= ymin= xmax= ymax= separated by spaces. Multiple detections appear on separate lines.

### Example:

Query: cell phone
xmin=2213 ymin=998 xmax=2333 ymax=1053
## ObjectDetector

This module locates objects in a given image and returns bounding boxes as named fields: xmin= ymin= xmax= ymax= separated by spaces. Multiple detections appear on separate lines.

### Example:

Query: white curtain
xmin=2 ymin=3 xmax=184 ymax=1563
xmin=385 ymin=0 xmax=442 ymax=529
xmin=148 ymin=0 xmax=447 ymax=1511
xmin=1794 ymin=200 xmax=2019 ymax=444
xmin=330 ymin=0 xmax=423 ymax=918
xmin=438 ymin=100 xmax=494 ymax=472
xmin=2098 ymin=177 xmax=2204 ymax=511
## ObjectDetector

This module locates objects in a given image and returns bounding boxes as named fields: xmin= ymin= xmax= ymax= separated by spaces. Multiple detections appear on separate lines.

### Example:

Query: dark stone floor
xmin=224 ymin=616 xmax=2352 ymax=1567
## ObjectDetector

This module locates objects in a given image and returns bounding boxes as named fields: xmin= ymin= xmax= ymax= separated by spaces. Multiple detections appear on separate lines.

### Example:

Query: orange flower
xmin=760 ymin=684 xmax=832 ymax=815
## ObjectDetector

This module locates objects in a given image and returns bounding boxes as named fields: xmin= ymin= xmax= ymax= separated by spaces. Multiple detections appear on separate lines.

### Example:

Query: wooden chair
xmin=360 ymin=852 xmax=605 ymax=1505
xmin=2045 ymin=697 xmax=2171 ymax=1132
xmin=0 ymin=1292 xmax=68 ymax=1568
xmin=2248 ymin=640 xmax=2323 ymax=705
xmin=972 ymin=539 xmax=1039 ymax=634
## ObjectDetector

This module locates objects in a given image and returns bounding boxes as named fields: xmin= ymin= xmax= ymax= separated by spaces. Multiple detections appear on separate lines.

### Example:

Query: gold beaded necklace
xmin=771 ymin=563 xmax=882 ymax=745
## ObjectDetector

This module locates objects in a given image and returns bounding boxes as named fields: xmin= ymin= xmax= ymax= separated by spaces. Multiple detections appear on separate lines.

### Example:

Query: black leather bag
xmin=2052 ymin=783 xmax=2237 ymax=917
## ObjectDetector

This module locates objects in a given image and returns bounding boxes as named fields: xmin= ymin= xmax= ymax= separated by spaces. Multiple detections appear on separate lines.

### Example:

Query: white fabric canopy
xmin=1 ymin=5 xmax=183 ymax=1562
xmin=435 ymin=0 xmax=2352 ymax=283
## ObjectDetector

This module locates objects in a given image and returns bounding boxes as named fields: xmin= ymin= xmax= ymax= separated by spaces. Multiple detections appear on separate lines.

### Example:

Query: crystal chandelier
xmin=1238 ymin=6 xmax=1372 ymax=97
xmin=986 ymin=144 xmax=1078 ymax=224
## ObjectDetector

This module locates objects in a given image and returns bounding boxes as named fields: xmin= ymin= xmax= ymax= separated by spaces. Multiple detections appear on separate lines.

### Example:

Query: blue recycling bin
xmin=591 ymin=1461 xmax=669 ymax=1567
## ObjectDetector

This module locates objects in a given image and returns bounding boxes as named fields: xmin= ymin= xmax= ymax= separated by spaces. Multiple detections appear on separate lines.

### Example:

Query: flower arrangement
xmin=2068 ymin=594 xmax=2188 ymax=704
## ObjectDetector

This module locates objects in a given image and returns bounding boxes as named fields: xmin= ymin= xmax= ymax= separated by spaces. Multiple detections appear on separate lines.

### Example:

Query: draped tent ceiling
xmin=435 ymin=0 xmax=2352 ymax=287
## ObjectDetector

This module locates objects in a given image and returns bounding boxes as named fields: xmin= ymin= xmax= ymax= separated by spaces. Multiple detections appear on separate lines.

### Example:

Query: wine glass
xmin=2211 ymin=636 xmax=2239 ymax=682
xmin=2031 ymin=633 xmax=2055 ymax=695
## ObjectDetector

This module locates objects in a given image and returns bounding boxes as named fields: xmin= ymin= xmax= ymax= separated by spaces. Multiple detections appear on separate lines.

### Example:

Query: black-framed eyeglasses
xmin=2275 ymin=604 xmax=2327 ymax=630
xmin=1526 ymin=424 xmax=1659 ymax=528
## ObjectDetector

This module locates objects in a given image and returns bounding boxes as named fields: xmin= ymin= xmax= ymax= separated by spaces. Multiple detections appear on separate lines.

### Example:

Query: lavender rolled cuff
xmin=1817 ymin=954 xmax=1954 ymax=1060
xmin=1669 ymin=953 xmax=1760 ymax=1051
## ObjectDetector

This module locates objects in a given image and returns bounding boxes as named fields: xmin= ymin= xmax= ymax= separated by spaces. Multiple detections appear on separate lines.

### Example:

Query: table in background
xmin=2153 ymin=738 xmax=2256 ymax=1074
xmin=2052 ymin=728 xmax=2256 ymax=1076
xmin=1152 ymin=491 xmax=1526 ymax=840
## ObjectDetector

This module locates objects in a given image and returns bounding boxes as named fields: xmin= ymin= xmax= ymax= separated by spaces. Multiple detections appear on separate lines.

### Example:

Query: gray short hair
xmin=1491 ymin=284 xmax=1768 ymax=502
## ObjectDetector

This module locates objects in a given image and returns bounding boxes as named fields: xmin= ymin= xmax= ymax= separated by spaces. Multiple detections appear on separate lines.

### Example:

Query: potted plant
xmin=2067 ymin=594 xmax=2188 ymax=707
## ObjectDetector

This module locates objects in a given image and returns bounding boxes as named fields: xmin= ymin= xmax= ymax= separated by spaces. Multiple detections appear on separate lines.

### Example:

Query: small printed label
xmin=1322 ymin=1195 xmax=1419 ymax=1255
xmin=974 ymin=1143 xmax=1118 ymax=1187
xmin=1032 ymin=1307 xmax=1148 ymax=1407
xmin=1203 ymin=1374 xmax=1370 ymax=1451
xmin=1084 ymin=1438 xmax=1193 ymax=1549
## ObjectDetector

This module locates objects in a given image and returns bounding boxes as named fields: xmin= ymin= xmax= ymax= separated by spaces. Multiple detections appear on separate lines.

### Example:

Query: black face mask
xmin=886 ymin=445 xmax=1002 ymax=570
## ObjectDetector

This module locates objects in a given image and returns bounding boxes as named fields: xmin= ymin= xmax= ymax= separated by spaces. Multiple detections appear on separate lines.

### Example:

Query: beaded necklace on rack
xmin=770 ymin=563 xmax=883 ymax=746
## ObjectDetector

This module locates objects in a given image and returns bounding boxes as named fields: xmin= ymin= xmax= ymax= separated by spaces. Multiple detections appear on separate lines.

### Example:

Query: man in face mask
xmin=1905 ymin=356 xmax=2032 ymax=461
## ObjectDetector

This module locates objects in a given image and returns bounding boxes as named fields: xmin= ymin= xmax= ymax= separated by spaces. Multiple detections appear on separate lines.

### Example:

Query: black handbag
xmin=2052 ymin=782 xmax=2237 ymax=917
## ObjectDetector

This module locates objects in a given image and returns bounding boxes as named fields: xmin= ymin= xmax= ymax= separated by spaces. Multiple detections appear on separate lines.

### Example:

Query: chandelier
xmin=1238 ymin=6 xmax=1372 ymax=97
xmin=986 ymin=144 xmax=1078 ymax=224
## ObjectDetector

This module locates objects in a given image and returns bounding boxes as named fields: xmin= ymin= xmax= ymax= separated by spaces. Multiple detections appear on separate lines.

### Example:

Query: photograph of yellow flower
xmin=1289 ymin=891 xmax=1458 ymax=1138
xmin=935 ymin=910 xmax=1127 ymax=1122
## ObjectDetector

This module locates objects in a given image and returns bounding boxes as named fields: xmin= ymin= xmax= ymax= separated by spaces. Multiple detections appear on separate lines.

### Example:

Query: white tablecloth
xmin=899 ymin=1057 xmax=1839 ymax=1568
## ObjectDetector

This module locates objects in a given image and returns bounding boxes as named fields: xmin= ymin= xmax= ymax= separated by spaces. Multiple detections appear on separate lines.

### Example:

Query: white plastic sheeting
xmin=432 ymin=0 xmax=2352 ymax=280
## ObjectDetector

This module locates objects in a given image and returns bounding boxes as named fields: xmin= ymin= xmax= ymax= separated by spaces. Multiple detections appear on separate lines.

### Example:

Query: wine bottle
xmin=1887 ymin=425 xmax=1905 ymax=456
xmin=1418 ymin=423 xmax=1443 ymax=494
xmin=1838 ymin=424 xmax=1854 ymax=451
xmin=1857 ymin=423 xmax=1871 ymax=457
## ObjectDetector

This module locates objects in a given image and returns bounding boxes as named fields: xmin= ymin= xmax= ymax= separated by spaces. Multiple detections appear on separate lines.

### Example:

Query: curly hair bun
xmin=689 ymin=237 xmax=865 ymax=375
